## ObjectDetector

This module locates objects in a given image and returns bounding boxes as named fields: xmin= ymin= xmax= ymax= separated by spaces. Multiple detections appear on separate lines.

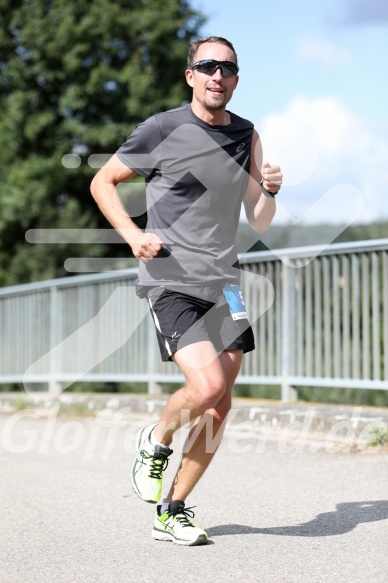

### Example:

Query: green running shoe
xmin=152 ymin=500 xmax=208 ymax=546
xmin=131 ymin=424 xmax=173 ymax=504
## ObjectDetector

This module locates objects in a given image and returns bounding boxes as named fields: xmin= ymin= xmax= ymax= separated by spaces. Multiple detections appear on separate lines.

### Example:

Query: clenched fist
xmin=129 ymin=232 xmax=164 ymax=262
xmin=261 ymin=161 xmax=283 ymax=194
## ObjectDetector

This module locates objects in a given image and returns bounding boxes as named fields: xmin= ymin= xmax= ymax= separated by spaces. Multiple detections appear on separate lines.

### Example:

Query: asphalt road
xmin=1 ymin=411 xmax=388 ymax=583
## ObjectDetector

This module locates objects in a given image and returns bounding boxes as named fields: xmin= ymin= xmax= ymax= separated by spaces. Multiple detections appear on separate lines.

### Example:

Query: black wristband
xmin=260 ymin=179 xmax=278 ymax=198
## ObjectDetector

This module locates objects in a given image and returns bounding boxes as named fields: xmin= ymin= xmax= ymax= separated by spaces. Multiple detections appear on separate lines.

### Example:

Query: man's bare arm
xmin=243 ymin=130 xmax=282 ymax=234
xmin=90 ymin=154 xmax=163 ymax=261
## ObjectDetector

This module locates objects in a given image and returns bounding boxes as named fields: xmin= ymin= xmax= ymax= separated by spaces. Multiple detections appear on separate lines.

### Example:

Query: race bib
xmin=222 ymin=283 xmax=248 ymax=321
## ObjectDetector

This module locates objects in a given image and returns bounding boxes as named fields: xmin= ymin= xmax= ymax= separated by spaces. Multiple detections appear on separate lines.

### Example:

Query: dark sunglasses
xmin=191 ymin=59 xmax=239 ymax=77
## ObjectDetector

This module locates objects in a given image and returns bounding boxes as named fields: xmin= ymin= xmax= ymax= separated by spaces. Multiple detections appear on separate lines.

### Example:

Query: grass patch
xmin=367 ymin=427 xmax=388 ymax=448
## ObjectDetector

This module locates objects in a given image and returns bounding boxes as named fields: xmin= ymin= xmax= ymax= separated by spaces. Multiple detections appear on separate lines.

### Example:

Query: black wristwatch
xmin=260 ymin=179 xmax=279 ymax=198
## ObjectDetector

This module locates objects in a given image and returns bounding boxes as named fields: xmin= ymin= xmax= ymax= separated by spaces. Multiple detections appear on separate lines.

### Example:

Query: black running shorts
xmin=146 ymin=285 xmax=255 ymax=362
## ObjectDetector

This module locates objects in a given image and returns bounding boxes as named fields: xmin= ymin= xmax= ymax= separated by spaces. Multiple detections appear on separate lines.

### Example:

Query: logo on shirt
xmin=236 ymin=143 xmax=245 ymax=153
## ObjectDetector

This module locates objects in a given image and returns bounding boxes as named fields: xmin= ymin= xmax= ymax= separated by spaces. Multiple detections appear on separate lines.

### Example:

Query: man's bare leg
xmin=153 ymin=341 xmax=233 ymax=445
xmin=132 ymin=341 xmax=236 ymax=506
xmin=161 ymin=349 xmax=243 ymax=503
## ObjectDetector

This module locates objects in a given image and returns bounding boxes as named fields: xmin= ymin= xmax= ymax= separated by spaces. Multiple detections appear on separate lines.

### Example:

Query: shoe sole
xmin=131 ymin=424 xmax=159 ymax=504
xmin=152 ymin=528 xmax=208 ymax=546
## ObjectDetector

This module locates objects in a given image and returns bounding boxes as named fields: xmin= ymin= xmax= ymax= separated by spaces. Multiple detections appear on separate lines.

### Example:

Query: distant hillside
xmin=236 ymin=221 xmax=388 ymax=254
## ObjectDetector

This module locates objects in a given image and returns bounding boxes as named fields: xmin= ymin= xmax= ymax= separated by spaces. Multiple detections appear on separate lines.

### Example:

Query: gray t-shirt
xmin=116 ymin=104 xmax=254 ymax=296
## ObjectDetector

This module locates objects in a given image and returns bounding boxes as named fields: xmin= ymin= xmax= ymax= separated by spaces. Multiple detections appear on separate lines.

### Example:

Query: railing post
xmin=49 ymin=285 xmax=62 ymax=395
xmin=281 ymin=261 xmax=298 ymax=402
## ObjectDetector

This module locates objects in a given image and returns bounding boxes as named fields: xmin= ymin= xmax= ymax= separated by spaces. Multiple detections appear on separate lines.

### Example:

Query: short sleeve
xmin=116 ymin=116 xmax=162 ymax=180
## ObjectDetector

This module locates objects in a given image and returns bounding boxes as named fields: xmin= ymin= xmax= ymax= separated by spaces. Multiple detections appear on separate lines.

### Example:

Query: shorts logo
xmin=236 ymin=143 xmax=245 ymax=153
xmin=172 ymin=331 xmax=181 ymax=339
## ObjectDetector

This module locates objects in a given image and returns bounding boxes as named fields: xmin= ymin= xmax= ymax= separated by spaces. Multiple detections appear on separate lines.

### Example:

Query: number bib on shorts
xmin=222 ymin=283 xmax=248 ymax=321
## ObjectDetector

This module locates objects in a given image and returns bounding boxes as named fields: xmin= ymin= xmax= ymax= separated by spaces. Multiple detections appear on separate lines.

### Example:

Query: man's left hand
xmin=261 ymin=161 xmax=283 ymax=194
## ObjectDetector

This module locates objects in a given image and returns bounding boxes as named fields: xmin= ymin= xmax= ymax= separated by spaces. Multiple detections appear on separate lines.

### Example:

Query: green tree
xmin=0 ymin=0 xmax=204 ymax=286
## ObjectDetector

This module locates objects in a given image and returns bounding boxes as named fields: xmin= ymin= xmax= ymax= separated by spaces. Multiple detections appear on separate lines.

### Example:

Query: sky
xmin=192 ymin=0 xmax=388 ymax=225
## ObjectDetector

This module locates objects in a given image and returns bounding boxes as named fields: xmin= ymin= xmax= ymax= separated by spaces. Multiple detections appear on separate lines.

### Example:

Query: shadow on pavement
xmin=206 ymin=500 xmax=388 ymax=538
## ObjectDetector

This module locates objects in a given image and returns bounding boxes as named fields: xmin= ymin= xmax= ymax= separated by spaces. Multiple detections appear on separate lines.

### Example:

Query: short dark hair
xmin=187 ymin=36 xmax=238 ymax=69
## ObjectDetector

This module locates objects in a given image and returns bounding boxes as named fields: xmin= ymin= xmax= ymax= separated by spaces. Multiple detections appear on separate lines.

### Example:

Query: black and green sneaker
xmin=131 ymin=424 xmax=173 ymax=504
xmin=152 ymin=500 xmax=208 ymax=546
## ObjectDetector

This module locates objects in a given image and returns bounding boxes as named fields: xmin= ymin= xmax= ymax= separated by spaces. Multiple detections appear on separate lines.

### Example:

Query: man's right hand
xmin=90 ymin=155 xmax=165 ymax=262
xmin=129 ymin=232 xmax=164 ymax=262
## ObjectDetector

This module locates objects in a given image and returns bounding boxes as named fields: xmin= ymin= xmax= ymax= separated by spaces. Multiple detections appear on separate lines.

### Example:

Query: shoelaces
xmin=170 ymin=506 xmax=196 ymax=528
xmin=140 ymin=449 xmax=169 ymax=479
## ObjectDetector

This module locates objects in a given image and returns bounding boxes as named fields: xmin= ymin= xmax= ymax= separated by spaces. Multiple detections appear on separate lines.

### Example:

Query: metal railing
xmin=1 ymin=239 xmax=387 ymax=400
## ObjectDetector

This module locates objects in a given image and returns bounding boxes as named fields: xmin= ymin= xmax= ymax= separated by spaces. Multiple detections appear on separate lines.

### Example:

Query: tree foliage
xmin=0 ymin=0 xmax=204 ymax=285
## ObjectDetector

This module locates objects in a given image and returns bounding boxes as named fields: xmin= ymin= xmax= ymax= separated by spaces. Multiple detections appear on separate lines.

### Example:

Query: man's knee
xmin=193 ymin=377 xmax=227 ymax=410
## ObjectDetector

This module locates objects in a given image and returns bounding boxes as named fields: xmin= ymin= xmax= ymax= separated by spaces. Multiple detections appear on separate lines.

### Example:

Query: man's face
xmin=185 ymin=42 xmax=239 ymax=112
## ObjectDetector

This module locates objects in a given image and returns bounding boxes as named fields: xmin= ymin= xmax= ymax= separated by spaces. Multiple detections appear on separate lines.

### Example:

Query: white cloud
xmin=257 ymin=95 xmax=388 ymax=224
xmin=256 ymin=110 xmax=319 ymax=187
xmin=297 ymin=37 xmax=352 ymax=67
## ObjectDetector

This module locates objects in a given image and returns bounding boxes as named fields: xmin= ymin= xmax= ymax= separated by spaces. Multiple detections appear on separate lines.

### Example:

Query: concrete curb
xmin=1 ymin=392 xmax=388 ymax=452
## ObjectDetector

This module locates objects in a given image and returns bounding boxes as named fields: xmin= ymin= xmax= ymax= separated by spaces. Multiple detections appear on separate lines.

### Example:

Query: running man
xmin=91 ymin=36 xmax=282 ymax=546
